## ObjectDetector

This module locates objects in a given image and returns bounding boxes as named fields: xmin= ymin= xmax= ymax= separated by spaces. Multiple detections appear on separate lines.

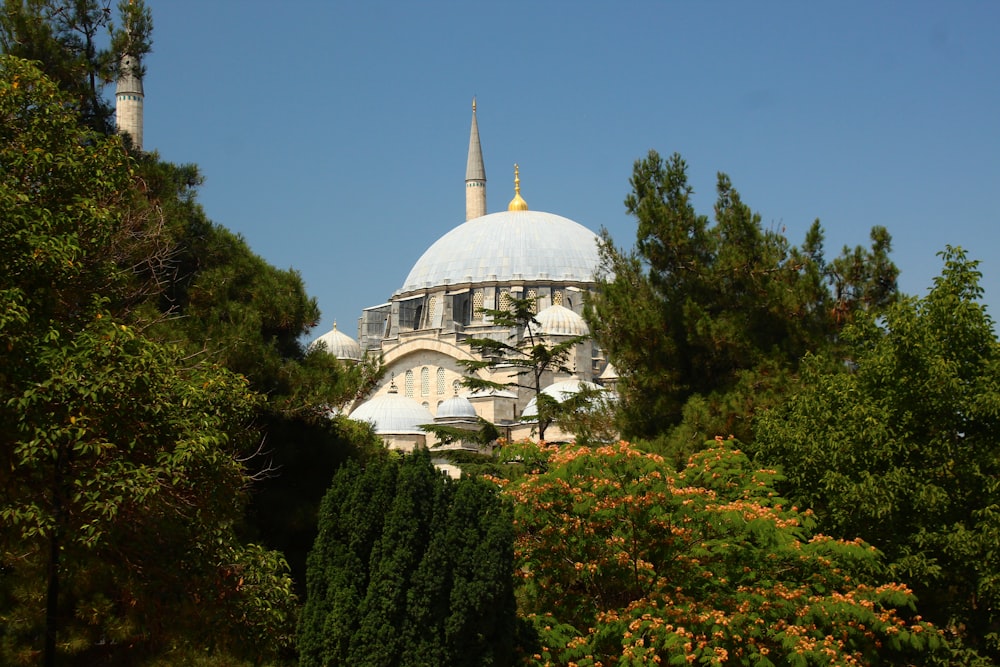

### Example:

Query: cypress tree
xmin=300 ymin=451 xmax=517 ymax=666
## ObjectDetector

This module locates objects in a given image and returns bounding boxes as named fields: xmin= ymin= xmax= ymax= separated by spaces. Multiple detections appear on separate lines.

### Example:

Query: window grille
xmin=472 ymin=290 xmax=484 ymax=318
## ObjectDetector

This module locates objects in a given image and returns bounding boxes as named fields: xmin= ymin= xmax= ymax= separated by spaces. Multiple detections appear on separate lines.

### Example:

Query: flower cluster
xmin=507 ymin=439 xmax=945 ymax=666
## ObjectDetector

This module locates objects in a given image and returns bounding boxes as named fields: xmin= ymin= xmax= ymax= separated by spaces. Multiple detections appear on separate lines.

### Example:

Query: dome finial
xmin=508 ymin=163 xmax=529 ymax=211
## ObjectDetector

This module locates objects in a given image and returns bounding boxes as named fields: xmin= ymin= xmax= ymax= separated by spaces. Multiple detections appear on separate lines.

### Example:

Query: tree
xmin=0 ymin=0 xmax=152 ymax=136
xmin=461 ymin=296 xmax=588 ymax=440
xmin=299 ymin=450 xmax=517 ymax=667
xmin=504 ymin=439 xmax=953 ymax=666
xmin=752 ymin=247 xmax=1000 ymax=661
xmin=586 ymin=150 xmax=898 ymax=450
xmin=134 ymin=183 xmax=386 ymax=589
xmin=0 ymin=55 xmax=296 ymax=666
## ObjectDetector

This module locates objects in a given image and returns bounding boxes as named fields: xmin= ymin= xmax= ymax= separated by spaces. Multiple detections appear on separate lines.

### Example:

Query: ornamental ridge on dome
xmin=507 ymin=164 xmax=528 ymax=211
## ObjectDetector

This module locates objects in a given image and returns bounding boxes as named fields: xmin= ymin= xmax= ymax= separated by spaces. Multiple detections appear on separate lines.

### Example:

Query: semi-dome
xmin=436 ymin=394 xmax=478 ymax=420
xmin=522 ymin=379 xmax=605 ymax=418
xmin=397 ymin=210 xmax=600 ymax=294
xmin=311 ymin=322 xmax=362 ymax=361
xmin=349 ymin=387 xmax=433 ymax=435
xmin=533 ymin=303 xmax=590 ymax=337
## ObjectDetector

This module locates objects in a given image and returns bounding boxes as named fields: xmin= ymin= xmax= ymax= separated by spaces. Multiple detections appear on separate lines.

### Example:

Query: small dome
xmin=533 ymin=304 xmax=589 ymax=337
xmin=349 ymin=386 xmax=433 ymax=435
xmin=436 ymin=394 xmax=478 ymax=420
xmin=522 ymin=379 xmax=604 ymax=418
xmin=311 ymin=322 xmax=362 ymax=361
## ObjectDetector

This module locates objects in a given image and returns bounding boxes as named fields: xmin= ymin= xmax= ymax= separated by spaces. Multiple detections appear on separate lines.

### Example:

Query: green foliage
xmin=505 ymin=439 xmax=952 ymax=666
xmin=461 ymin=296 xmax=589 ymax=440
xmin=145 ymin=206 xmax=385 ymax=590
xmin=299 ymin=450 xmax=517 ymax=667
xmin=752 ymin=247 xmax=1000 ymax=660
xmin=587 ymin=150 xmax=898 ymax=449
xmin=0 ymin=56 xmax=297 ymax=665
xmin=421 ymin=416 xmax=501 ymax=448
xmin=430 ymin=447 xmax=525 ymax=480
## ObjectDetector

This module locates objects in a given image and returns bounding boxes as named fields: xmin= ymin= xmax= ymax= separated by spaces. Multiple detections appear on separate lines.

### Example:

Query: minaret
xmin=115 ymin=34 xmax=144 ymax=149
xmin=465 ymin=97 xmax=486 ymax=220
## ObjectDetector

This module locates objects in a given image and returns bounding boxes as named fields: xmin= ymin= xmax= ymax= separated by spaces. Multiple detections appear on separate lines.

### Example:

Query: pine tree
xmin=587 ymin=150 xmax=898 ymax=451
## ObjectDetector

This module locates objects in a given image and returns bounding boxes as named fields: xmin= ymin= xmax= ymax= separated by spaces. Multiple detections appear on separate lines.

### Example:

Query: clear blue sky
xmin=141 ymin=1 xmax=999 ymax=341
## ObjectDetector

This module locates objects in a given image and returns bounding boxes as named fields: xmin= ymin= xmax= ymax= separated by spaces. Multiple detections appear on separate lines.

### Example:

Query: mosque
xmin=312 ymin=101 xmax=617 ymax=450
xmin=113 ymin=46 xmax=613 ymax=451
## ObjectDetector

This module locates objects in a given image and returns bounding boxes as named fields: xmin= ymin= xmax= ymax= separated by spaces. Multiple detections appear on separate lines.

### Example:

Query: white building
xmin=315 ymin=101 xmax=615 ymax=449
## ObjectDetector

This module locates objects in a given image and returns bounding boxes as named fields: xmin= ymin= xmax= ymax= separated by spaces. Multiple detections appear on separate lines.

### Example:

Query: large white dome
xmin=397 ymin=210 xmax=600 ymax=294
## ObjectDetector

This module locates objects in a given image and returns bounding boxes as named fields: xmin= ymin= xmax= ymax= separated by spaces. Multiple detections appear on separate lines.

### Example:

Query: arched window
xmin=526 ymin=288 xmax=538 ymax=312
xmin=553 ymin=290 xmax=564 ymax=306
xmin=420 ymin=367 xmax=430 ymax=396
xmin=499 ymin=291 xmax=513 ymax=312
xmin=404 ymin=370 xmax=414 ymax=397
xmin=436 ymin=368 xmax=446 ymax=395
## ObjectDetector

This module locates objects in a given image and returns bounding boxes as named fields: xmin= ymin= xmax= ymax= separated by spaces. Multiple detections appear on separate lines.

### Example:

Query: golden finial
xmin=508 ymin=163 xmax=528 ymax=211
xmin=472 ymin=96 xmax=476 ymax=113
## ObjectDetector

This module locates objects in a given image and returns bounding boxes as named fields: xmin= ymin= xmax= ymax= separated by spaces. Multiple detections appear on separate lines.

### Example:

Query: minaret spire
xmin=465 ymin=97 xmax=486 ymax=220
xmin=115 ymin=3 xmax=144 ymax=150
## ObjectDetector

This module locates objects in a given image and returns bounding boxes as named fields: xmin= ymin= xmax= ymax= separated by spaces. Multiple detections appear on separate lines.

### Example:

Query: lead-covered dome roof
xmin=349 ymin=388 xmax=433 ymax=435
xmin=310 ymin=323 xmax=362 ymax=361
xmin=397 ymin=210 xmax=600 ymax=294
xmin=522 ymin=379 xmax=605 ymax=418
xmin=533 ymin=304 xmax=590 ymax=337
xmin=436 ymin=394 xmax=478 ymax=420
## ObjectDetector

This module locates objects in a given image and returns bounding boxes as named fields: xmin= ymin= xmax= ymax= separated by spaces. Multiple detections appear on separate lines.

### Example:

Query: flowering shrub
xmin=502 ymin=439 xmax=947 ymax=666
